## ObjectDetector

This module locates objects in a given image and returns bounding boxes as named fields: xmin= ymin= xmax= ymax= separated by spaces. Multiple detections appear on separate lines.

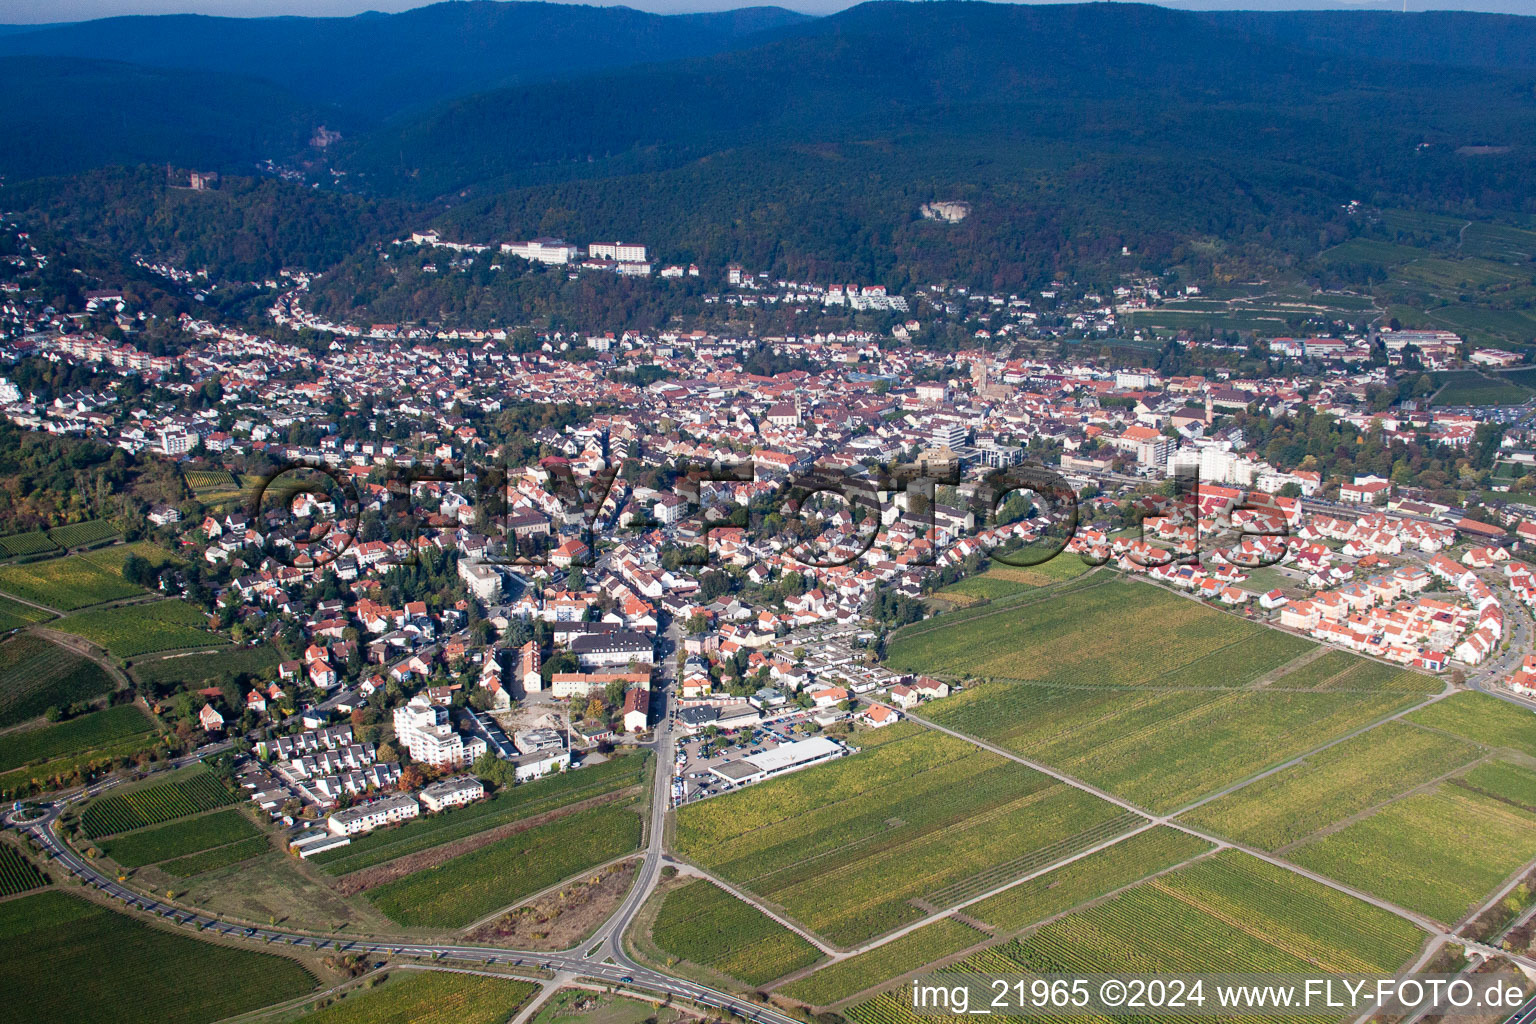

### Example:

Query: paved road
xmin=21 ymin=787 xmax=801 ymax=1024
xmin=13 ymin=650 xmax=803 ymax=1024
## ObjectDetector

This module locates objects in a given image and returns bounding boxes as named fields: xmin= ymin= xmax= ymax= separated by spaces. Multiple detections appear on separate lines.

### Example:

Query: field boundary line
xmin=455 ymin=851 xmax=642 ymax=935
xmin=988 ymin=842 xmax=1226 ymax=941
xmin=1452 ymin=849 xmax=1536 ymax=936
xmin=899 ymin=700 xmax=1155 ymax=818
xmin=1248 ymin=645 xmax=1331 ymax=689
xmin=1166 ymin=684 xmax=1453 ymax=820
xmin=664 ymin=861 xmax=841 ymax=955
xmin=889 ymin=574 xmax=1112 ymax=642
xmin=892 ymin=684 xmax=1476 ymax=944
xmin=1270 ymin=751 xmax=1493 ymax=856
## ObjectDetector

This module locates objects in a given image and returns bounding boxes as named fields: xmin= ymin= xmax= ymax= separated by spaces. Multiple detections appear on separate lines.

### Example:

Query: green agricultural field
xmin=848 ymin=852 xmax=1424 ymax=1024
xmin=1407 ymin=692 xmax=1536 ymax=758
xmin=0 ymin=593 xmax=50 ymax=631
xmin=0 ymin=703 xmax=155 ymax=774
xmin=184 ymin=469 xmax=239 ymax=493
xmin=0 ymin=890 xmax=315 ymax=1024
xmin=652 ymin=880 xmax=823 ymax=986
xmin=1289 ymin=786 xmax=1536 ymax=924
xmin=314 ymin=752 xmax=649 ymax=874
xmin=1266 ymin=650 xmax=1357 ymax=689
xmin=1397 ymin=256 xmax=1529 ymax=291
xmin=1429 ymin=305 xmax=1536 ymax=347
xmin=0 ymin=529 xmax=60 ymax=558
xmin=1318 ymin=238 xmax=1429 ymax=266
xmin=46 ymin=520 xmax=120 ymax=549
xmin=0 ymin=844 xmax=46 ymax=896
xmin=780 ymin=918 xmax=984 ymax=1006
xmin=887 ymin=579 xmax=1302 ymax=687
xmin=1178 ymin=721 xmax=1482 ymax=850
xmin=79 ymin=541 xmax=183 ymax=573
xmin=1455 ymin=759 xmax=1536 ymax=812
xmin=366 ymin=801 xmax=643 ymax=928
xmin=968 ymin=827 xmax=1213 ymax=933
xmin=675 ymin=728 xmax=1136 ymax=945
xmin=1462 ymin=221 xmax=1536 ymax=261
xmin=939 ymin=575 xmax=1029 ymax=604
xmin=1502 ymin=367 xmax=1536 ymax=389
xmin=0 ymin=633 xmax=115 ymax=727
xmin=81 ymin=766 xmax=237 ymax=837
xmin=1305 ymin=658 xmax=1435 ymax=692
xmin=99 ymin=807 xmax=261 ymax=868
xmin=53 ymin=599 xmax=226 ymax=658
xmin=1430 ymin=370 xmax=1532 ymax=407
xmin=940 ymin=561 xmax=1093 ymax=604
xmin=160 ymin=834 xmax=271 ymax=877
xmin=0 ymin=551 xmax=146 ymax=610
xmin=130 ymin=644 xmax=281 ymax=690
xmin=281 ymin=969 xmax=539 ymax=1024
xmin=925 ymin=679 xmax=1415 ymax=814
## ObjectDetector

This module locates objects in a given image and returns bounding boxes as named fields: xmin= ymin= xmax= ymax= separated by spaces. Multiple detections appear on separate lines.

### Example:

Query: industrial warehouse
xmin=707 ymin=736 xmax=848 ymax=786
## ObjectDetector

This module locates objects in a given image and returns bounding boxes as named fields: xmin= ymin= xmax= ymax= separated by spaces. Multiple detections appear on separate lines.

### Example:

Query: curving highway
xmin=13 ymin=695 xmax=805 ymax=1024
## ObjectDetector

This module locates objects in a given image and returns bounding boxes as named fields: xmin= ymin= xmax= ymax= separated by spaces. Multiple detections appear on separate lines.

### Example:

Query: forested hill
xmin=0 ymin=57 xmax=324 ymax=181
xmin=336 ymin=2 xmax=1536 ymax=200
xmin=1195 ymin=9 xmax=1536 ymax=71
xmin=5 ymin=2 xmax=1536 ymax=296
xmin=0 ymin=2 xmax=810 ymax=118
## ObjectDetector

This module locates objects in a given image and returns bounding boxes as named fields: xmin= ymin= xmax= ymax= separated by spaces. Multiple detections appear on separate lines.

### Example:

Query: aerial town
xmin=5 ymin=5 xmax=1536 ymax=1022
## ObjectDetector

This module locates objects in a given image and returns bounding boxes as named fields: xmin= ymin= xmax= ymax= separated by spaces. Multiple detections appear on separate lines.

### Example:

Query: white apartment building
xmin=327 ymin=793 xmax=420 ymax=836
xmin=587 ymin=241 xmax=646 ymax=263
xmin=159 ymin=425 xmax=194 ymax=456
xmin=931 ymin=422 xmax=968 ymax=449
xmin=419 ymin=775 xmax=486 ymax=812
xmin=458 ymin=559 xmax=502 ymax=602
xmin=393 ymin=694 xmax=487 ymax=769
xmin=500 ymin=238 xmax=580 ymax=264
xmin=513 ymin=747 xmax=571 ymax=781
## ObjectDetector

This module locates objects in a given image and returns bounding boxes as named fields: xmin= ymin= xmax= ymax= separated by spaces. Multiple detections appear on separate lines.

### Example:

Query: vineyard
xmin=53 ymin=600 xmax=226 ymax=658
xmin=82 ymin=767 xmax=236 ymax=837
xmin=924 ymin=679 xmax=1416 ymax=813
xmin=888 ymin=580 xmax=1273 ymax=686
xmin=1289 ymin=785 xmax=1536 ymax=924
xmin=0 ymin=633 xmax=115 ymax=728
xmin=846 ymin=853 xmax=1423 ymax=1024
xmin=0 ymin=844 xmax=45 ymax=896
xmin=1265 ymin=650 xmax=1358 ymax=689
xmin=366 ymin=801 xmax=643 ymax=928
xmin=129 ymin=644 xmax=281 ymax=690
xmin=0 ymin=594 xmax=50 ymax=631
xmin=0 ymin=890 xmax=315 ymax=1024
xmin=184 ymin=469 xmax=239 ymax=493
xmin=282 ymin=969 xmax=539 ymax=1024
xmin=1178 ymin=721 xmax=1482 ymax=850
xmin=1455 ymin=759 xmax=1536 ymax=812
xmin=1407 ymin=691 xmax=1536 ymax=759
xmin=651 ymin=880 xmax=823 ymax=986
xmin=99 ymin=808 xmax=261 ymax=868
xmin=967 ymin=827 xmax=1213 ymax=933
xmin=0 ymin=528 xmax=59 ymax=557
xmin=0 ymin=704 xmax=155 ymax=774
xmin=183 ymin=470 xmax=250 ymax=508
xmin=160 ymin=835 xmax=271 ymax=877
xmin=314 ymin=752 xmax=649 ymax=874
xmin=675 ymin=729 xmax=1132 ymax=945
xmin=0 ymin=551 xmax=145 ymax=610
xmin=46 ymin=520 xmax=120 ymax=550
xmin=779 ymin=918 xmax=984 ymax=1006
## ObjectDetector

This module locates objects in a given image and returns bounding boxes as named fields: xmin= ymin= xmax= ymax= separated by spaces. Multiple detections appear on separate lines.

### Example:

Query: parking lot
xmin=670 ymin=707 xmax=846 ymax=804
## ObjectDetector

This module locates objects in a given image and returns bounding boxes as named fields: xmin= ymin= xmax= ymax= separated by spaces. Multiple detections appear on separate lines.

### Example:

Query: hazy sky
xmin=3 ymin=0 xmax=1532 ymax=26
